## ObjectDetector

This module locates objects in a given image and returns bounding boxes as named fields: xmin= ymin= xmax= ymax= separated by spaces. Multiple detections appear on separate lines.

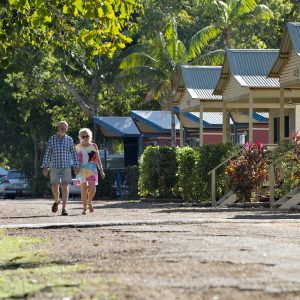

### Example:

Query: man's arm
xmin=41 ymin=138 xmax=52 ymax=177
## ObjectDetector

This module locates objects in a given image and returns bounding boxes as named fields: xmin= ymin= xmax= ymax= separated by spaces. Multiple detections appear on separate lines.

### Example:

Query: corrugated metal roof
xmin=269 ymin=23 xmax=300 ymax=77
xmin=288 ymin=22 xmax=300 ymax=56
xmin=227 ymin=49 xmax=280 ymax=87
xmin=130 ymin=110 xmax=180 ymax=131
xmin=230 ymin=112 xmax=269 ymax=123
xmin=254 ymin=112 xmax=269 ymax=121
xmin=181 ymin=65 xmax=222 ymax=100
xmin=94 ymin=116 xmax=140 ymax=137
xmin=235 ymin=75 xmax=279 ymax=87
xmin=189 ymin=112 xmax=234 ymax=125
xmin=258 ymin=112 xmax=269 ymax=118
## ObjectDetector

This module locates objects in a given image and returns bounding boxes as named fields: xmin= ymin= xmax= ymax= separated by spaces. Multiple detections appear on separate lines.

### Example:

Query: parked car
xmin=0 ymin=170 xmax=30 ymax=199
xmin=68 ymin=178 xmax=81 ymax=197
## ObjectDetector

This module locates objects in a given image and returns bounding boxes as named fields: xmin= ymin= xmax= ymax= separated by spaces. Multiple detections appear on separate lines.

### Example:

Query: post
xmin=199 ymin=105 xmax=204 ymax=146
xmin=269 ymin=164 xmax=275 ymax=207
xmin=180 ymin=112 xmax=184 ymax=147
xmin=280 ymin=87 xmax=285 ymax=141
xmin=222 ymin=103 xmax=227 ymax=143
xmin=268 ymin=110 xmax=273 ymax=144
xmin=211 ymin=170 xmax=216 ymax=207
xmin=103 ymin=137 xmax=107 ymax=169
xmin=249 ymin=93 xmax=253 ymax=143
xmin=138 ymin=135 xmax=143 ymax=161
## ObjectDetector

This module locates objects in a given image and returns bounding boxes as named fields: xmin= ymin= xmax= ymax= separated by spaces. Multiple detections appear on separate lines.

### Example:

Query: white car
xmin=0 ymin=170 xmax=30 ymax=199
xmin=68 ymin=178 xmax=81 ymax=197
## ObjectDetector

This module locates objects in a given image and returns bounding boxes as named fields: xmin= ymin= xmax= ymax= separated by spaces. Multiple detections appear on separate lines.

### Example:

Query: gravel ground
xmin=1 ymin=198 xmax=300 ymax=299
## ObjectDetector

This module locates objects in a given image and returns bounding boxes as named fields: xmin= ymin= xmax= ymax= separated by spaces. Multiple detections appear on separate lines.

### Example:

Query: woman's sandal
xmin=82 ymin=208 xmax=87 ymax=215
xmin=88 ymin=203 xmax=94 ymax=213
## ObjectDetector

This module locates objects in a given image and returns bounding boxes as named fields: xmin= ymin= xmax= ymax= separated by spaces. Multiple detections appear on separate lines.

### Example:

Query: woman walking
xmin=76 ymin=128 xmax=105 ymax=214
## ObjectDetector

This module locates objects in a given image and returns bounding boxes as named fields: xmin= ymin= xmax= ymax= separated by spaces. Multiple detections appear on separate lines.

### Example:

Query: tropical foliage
xmin=0 ymin=0 xmax=142 ymax=66
xmin=226 ymin=142 xmax=270 ymax=202
xmin=118 ymin=16 xmax=220 ymax=145
xmin=139 ymin=144 xmax=237 ymax=202
xmin=288 ymin=131 xmax=300 ymax=182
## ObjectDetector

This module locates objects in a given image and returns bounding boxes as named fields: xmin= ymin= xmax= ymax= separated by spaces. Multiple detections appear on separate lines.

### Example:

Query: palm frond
xmin=144 ymin=87 xmax=156 ymax=101
xmin=254 ymin=4 xmax=273 ymax=20
xmin=145 ymin=80 xmax=170 ymax=103
xmin=165 ymin=16 xmax=183 ymax=69
xmin=165 ymin=16 xmax=178 ymax=42
xmin=190 ymin=49 xmax=224 ymax=66
xmin=119 ymin=53 xmax=157 ymax=69
xmin=187 ymin=25 xmax=221 ymax=61
xmin=155 ymin=79 xmax=172 ymax=100
xmin=230 ymin=0 xmax=257 ymax=20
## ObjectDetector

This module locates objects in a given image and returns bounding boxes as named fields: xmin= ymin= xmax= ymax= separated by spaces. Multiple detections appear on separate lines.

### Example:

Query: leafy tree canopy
xmin=0 ymin=0 xmax=143 ymax=66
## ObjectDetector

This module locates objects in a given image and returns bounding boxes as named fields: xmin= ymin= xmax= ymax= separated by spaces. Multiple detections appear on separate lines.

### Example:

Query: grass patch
xmin=0 ymin=230 xmax=116 ymax=299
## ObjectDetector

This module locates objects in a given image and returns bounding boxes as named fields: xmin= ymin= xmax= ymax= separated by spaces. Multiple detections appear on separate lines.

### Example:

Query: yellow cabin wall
xmin=179 ymin=91 xmax=200 ymax=111
xmin=223 ymin=76 xmax=248 ymax=102
xmin=280 ymin=51 xmax=300 ymax=86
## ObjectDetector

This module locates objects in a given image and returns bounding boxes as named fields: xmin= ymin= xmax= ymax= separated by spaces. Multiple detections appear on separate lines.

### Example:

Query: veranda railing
xmin=208 ymin=149 xmax=242 ymax=207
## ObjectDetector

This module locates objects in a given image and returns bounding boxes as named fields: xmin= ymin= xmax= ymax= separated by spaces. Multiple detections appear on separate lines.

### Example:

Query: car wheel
xmin=10 ymin=194 xmax=15 ymax=199
xmin=3 ymin=193 xmax=7 ymax=199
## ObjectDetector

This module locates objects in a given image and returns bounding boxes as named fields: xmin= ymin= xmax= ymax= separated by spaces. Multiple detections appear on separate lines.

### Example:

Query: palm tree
xmin=210 ymin=0 xmax=272 ymax=140
xmin=118 ymin=16 xmax=221 ymax=146
xmin=119 ymin=1 xmax=272 ymax=145
xmin=205 ymin=0 xmax=273 ymax=48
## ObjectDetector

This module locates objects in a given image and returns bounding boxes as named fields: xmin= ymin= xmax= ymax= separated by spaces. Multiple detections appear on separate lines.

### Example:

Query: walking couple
xmin=41 ymin=121 xmax=105 ymax=216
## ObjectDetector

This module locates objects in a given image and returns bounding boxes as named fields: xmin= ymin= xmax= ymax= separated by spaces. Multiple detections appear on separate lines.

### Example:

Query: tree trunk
xmin=60 ymin=71 xmax=95 ymax=117
xmin=223 ymin=27 xmax=230 ymax=48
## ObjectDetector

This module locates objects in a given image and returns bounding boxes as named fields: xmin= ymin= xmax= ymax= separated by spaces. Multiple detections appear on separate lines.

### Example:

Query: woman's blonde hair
xmin=78 ymin=128 xmax=93 ymax=142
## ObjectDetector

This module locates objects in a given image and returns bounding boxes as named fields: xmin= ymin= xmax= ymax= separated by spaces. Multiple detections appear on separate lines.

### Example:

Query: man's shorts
xmin=50 ymin=168 xmax=72 ymax=184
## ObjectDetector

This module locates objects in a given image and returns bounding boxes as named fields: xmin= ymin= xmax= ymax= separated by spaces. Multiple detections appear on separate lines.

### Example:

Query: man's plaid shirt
xmin=41 ymin=134 xmax=80 ymax=168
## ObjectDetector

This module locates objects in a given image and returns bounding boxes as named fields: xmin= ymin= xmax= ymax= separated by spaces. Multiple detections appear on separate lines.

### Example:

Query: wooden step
xmin=218 ymin=191 xmax=238 ymax=207
xmin=279 ymin=192 xmax=300 ymax=209
xmin=274 ymin=187 xmax=300 ymax=207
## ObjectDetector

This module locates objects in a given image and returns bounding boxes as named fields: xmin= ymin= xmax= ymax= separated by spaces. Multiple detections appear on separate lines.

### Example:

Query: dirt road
xmin=1 ymin=198 xmax=300 ymax=299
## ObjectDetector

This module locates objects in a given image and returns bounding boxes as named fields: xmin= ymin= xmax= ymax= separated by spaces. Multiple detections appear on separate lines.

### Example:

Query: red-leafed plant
xmin=226 ymin=142 xmax=270 ymax=203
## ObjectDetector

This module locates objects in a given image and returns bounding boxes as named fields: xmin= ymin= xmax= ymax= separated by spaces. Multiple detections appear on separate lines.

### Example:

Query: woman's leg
xmin=80 ymin=182 xmax=88 ymax=213
xmin=87 ymin=182 xmax=96 ymax=212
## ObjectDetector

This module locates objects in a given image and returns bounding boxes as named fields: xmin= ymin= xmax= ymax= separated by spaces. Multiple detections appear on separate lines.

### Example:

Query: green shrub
xmin=138 ymin=146 xmax=178 ymax=198
xmin=193 ymin=143 xmax=238 ymax=203
xmin=138 ymin=143 xmax=237 ymax=203
xmin=177 ymin=147 xmax=197 ymax=202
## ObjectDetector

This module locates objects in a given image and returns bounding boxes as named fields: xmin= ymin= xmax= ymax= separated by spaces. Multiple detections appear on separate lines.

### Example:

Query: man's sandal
xmin=61 ymin=209 xmax=68 ymax=216
xmin=51 ymin=202 xmax=59 ymax=213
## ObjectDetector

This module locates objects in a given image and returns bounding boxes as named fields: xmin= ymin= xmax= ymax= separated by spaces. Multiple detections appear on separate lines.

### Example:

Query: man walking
xmin=41 ymin=121 xmax=80 ymax=216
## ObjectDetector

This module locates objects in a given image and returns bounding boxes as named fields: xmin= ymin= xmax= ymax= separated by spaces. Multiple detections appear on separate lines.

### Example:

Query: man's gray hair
xmin=57 ymin=121 xmax=68 ymax=128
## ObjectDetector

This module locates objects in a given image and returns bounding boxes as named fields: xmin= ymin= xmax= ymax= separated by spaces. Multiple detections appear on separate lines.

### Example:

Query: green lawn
xmin=0 ymin=230 xmax=116 ymax=299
